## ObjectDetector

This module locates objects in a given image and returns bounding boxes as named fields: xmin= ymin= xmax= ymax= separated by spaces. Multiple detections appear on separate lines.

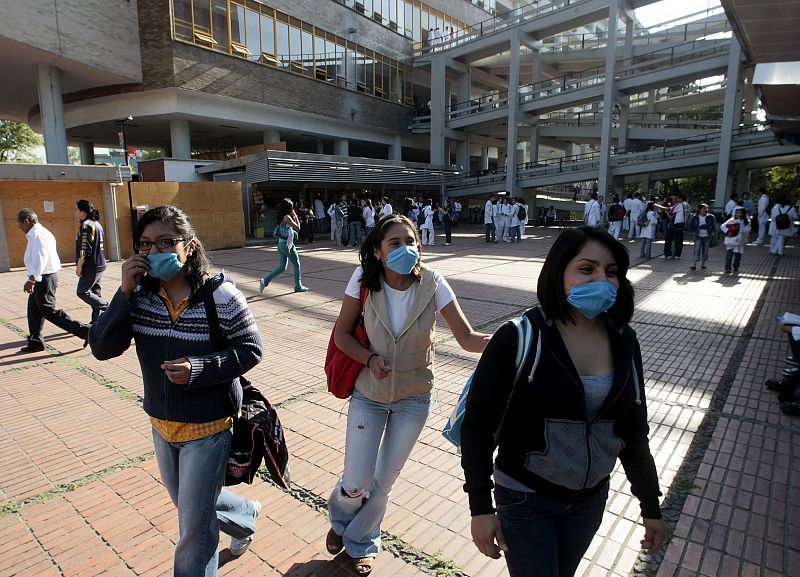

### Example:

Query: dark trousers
xmin=485 ymin=222 xmax=495 ymax=242
xmin=28 ymin=273 xmax=89 ymax=343
xmin=76 ymin=269 xmax=107 ymax=323
xmin=671 ymin=226 xmax=685 ymax=257
xmin=725 ymin=250 xmax=742 ymax=272
xmin=443 ymin=217 xmax=452 ymax=243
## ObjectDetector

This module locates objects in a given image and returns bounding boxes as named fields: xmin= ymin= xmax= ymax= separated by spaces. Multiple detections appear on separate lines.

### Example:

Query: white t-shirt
xmin=380 ymin=203 xmax=393 ymax=218
xmin=363 ymin=206 xmax=375 ymax=227
xmin=696 ymin=214 xmax=709 ymax=237
xmin=422 ymin=206 xmax=435 ymax=229
xmin=345 ymin=266 xmax=455 ymax=338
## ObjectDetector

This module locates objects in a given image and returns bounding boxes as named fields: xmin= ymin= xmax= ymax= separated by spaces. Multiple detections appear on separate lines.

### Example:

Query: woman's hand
xmin=641 ymin=517 xmax=667 ymax=554
xmin=368 ymin=354 xmax=391 ymax=379
xmin=161 ymin=358 xmax=192 ymax=385
xmin=471 ymin=514 xmax=506 ymax=559
xmin=121 ymin=255 xmax=149 ymax=297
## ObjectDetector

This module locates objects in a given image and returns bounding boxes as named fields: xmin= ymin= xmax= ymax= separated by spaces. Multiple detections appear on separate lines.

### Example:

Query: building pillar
xmin=79 ymin=142 xmax=95 ymax=165
xmin=430 ymin=55 xmax=447 ymax=165
xmin=390 ymin=135 xmax=403 ymax=161
xmin=36 ymin=63 xmax=68 ymax=165
xmin=263 ymin=128 xmax=281 ymax=144
xmin=334 ymin=138 xmax=349 ymax=156
xmin=714 ymin=37 xmax=743 ymax=210
xmin=597 ymin=1 xmax=620 ymax=197
xmin=530 ymin=124 xmax=540 ymax=166
xmin=170 ymin=119 xmax=191 ymax=160
xmin=456 ymin=137 xmax=469 ymax=171
xmin=480 ymin=147 xmax=490 ymax=171
xmin=505 ymin=29 xmax=521 ymax=196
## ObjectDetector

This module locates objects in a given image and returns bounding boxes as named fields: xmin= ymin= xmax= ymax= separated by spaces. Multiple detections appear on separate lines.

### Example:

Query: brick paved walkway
xmin=0 ymin=225 xmax=797 ymax=577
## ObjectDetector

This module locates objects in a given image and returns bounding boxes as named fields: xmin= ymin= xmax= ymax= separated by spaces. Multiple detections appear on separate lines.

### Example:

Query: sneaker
xmin=294 ymin=285 xmax=309 ymax=292
xmin=780 ymin=401 xmax=800 ymax=416
xmin=230 ymin=500 xmax=261 ymax=556
xmin=689 ymin=266 xmax=696 ymax=271
xmin=445 ymin=242 xmax=451 ymax=246
xmin=258 ymin=279 xmax=268 ymax=294
xmin=786 ymin=356 xmax=798 ymax=366
xmin=18 ymin=343 xmax=45 ymax=354
xmin=783 ymin=367 xmax=799 ymax=376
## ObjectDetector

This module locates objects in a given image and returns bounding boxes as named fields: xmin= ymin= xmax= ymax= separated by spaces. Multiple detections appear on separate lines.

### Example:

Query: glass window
xmin=365 ymin=51 xmax=374 ymax=93
xmin=389 ymin=0 xmax=398 ymax=27
xmin=261 ymin=14 xmax=275 ymax=55
xmin=193 ymin=0 xmax=211 ymax=32
xmin=246 ymin=9 xmax=260 ymax=60
xmin=210 ymin=0 xmax=227 ymax=50
xmin=336 ymin=42 xmax=346 ymax=87
xmin=363 ymin=0 xmax=372 ymax=18
xmin=302 ymin=30 xmax=313 ymax=66
xmin=230 ymin=3 xmax=245 ymax=45
xmin=173 ymin=0 xmax=193 ymax=40
xmin=289 ymin=26 xmax=301 ymax=63
xmin=276 ymin=16 xmax=289 ymax=68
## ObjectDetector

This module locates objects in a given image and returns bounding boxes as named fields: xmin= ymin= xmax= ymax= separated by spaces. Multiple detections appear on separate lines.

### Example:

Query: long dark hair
xmin=537 ymin=226 xmax=634 ymax=328
xmin=276 ymin=198 xmax=294 ymax=222
xmin=358 ymin=214 xmax=422 ymax=292
xmin=133 ymin=205 xmax=212 ymax=293
xmin=77 ymin=199 xmax=100 ymax=221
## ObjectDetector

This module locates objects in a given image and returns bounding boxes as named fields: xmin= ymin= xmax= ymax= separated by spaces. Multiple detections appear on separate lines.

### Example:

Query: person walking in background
xmin=260 ymin=198 xmax=309 ymax=293
xmin=607 ymin=195 xmax=625 ymax=240
xmin=420 ymin=198 xmax=436 ymax=246
xmin=583 ymin=192 xmax=602 ymax=228
xmin=298 ymin=200 xmax=314 ymax=244
xmin=460 ymin=226 xmax=666 ymax=577
xmin=89 ymin=205 xmax=263 ymax=577
xmin=348 ymin=197 xmax=364 ymax=247
xmin=687 ymin=203 xmax=716 ymax=271
xmin=326 ymin=214 xmax=488 ymax=576
xmin=720 ymin=206 xmax=751 ymax=274
xmin=17 ymin=208 xmax=90 ymax=353
xmin=769 ymin=196 xmax=797 ymax=256
xmin=439 ymin=199 xmax=453 ymax=246
xmin=379 ymin=196 xmax=393 ymax=219
xmin=484 ymin=195 xmax=497 ymax=242
xmin=327 ymin=200 xmax=338 ymax=243
xmin=667 ymin=193 xmax=690 ymax=260
xmin=496 ymin=197 xmax=510 ymax=243
xmin=639 ymin=201 xmax=657 ymax=258
xmin=755 ymin=187 xmax=770 ymax=245
xmin=336 ymin=193 xmax=349 ymax=247
xmin=314 ymin=194 xmax=326 ymax=233
xmin=363 ymin=198 xmax=376 ymax=238
xmin=75 ymin=199 xmax=108 ymax=323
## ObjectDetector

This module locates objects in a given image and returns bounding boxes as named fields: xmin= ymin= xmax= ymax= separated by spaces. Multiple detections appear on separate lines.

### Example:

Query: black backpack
xmin=517 ymin=205 xmax=527 ymax=221
xmin=417 ymin=209 xmax=426 ymax=226
xmin=775 ymin=208 xmax=791 ymax=230
xmin=609 ymin=203 xmax=626 ymax=222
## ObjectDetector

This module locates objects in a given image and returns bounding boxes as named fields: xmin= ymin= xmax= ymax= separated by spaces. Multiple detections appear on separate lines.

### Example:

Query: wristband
xmin=366 ymin=353 xmax=379 ymax=368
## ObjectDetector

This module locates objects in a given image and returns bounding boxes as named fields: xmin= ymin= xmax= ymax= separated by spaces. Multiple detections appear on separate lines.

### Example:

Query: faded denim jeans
xmin=152 ymin=428 xmax=259 ymax=577
xmin=328 ymin=390 xmax=431 ymax=558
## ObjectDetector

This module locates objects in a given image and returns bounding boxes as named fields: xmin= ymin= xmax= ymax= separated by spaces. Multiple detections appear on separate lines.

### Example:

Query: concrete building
xmin=2 ymin=0 xmax=798 ymax=229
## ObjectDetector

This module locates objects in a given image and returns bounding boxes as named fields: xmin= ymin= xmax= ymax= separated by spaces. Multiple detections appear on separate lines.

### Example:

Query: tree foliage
xmin=0 ymin=119 xmax=42 ymax=163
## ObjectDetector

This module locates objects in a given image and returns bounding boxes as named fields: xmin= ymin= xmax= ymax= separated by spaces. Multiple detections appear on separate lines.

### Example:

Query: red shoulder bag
xmin=325 ymin=287 xmax=369 ymax=398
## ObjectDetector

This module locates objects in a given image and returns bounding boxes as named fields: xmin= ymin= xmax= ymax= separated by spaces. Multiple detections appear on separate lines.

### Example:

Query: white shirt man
xmin=583 ymin=195 xmax=602 ymax=227
xmin=379 ymin=199 xmax=393 ymax=218
xmin=628 ymin=195 xmax=644 ymax=238
xmin=327 ymin=202 xmax=337 ymax=241
xmin=755 ymin=190 xmax=770 ymax=245
xmin=724 ymin=196 xmax=739 ymax=218
xmin=484 ymin=197 xmax=497 ymax=242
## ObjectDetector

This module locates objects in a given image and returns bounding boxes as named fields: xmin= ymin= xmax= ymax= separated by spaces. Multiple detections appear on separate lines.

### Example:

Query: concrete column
xmin=505 ymin=29 xmax=521 ymax=196
xmin=530 ymin=123 xmax=540 ymax=166
xmin=390 ymin=134 xmax=403 ymax=161
xmin=36 ymin=63 xmax=68 ymax=165
xmin=79 ymin=142 xmax=95 ymax=165
xmin=714 ymin=37 xmax=743 ymax=210
xmin=334 ymin=138 xmax=349 ymax=156
xmin=597 ymin=1 xmax=620 ymax=197
xmin=101 ymin=182 xmax=121 ymax=263
xmin=618 ymin=97 xmax=630 ymax=150
xmin=430 ymin=55 xmax=447 ymax=165
xmin=480 ymin=147 xmax=490 ymax=170
xmin=456 ymin=68 xmax=471 ymax=116
xmin=532 ymin=48 xmax=542 ymax=83
xmin=170 ymin=119 xmax=191 ymax=160
xmin=456 ymin=137 xmax=469 ymax=171
xmin=263 ymin=128 xmax=281 ymax=144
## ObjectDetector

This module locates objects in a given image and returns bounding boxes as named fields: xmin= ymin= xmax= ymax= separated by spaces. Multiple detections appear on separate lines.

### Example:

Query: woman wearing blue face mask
xmin=89 ymin=206 xmax=264 ymax=577
xmin=326 ymin=214 xmax=489 ymax=576
xmin=461 ymin=226 xmax=666 ymax=577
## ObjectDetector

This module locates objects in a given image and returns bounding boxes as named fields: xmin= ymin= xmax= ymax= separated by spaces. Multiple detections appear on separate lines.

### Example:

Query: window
xmin=210 ymin=0 xmax=227 ymax=51
xmin=246 ymin=9 xmax=260 ymax=61
xmin=261 ymin=13 xmax=275 ymax=57
xmin=289 ymin=25 xmax=302 ymax=71
xmin=276 ymin=14 xmax=290 ymax=68
xmin=173 ymin=0 xmax=192 ymax=40
xmin=193 ymin=0 xmax=211 ymax=32
xmin=230 ymin=3 xmax=245 ymax=46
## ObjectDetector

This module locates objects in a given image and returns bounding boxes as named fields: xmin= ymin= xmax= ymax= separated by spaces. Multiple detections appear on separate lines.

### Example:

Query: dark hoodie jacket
xmin=461 ymin=307 xmax=662 ymax=519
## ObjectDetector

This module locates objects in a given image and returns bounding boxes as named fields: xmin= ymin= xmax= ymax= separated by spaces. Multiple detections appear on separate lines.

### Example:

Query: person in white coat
xmin=583 ymin=192 xmax=603 ymax=227
xmin=639 ymin=202 xmax=658 ymax=258
xmin=769 ymin=196 xmax=798 ymax=256
xmin=420 ymin=198 xmax=436 ymax=246
xmin=628 ymin=193 xmax=644 ymax=239
xmin=495 ymin=197 xmax=510 ymax=243
xmin=484 ymin=195 xmax=497 ymax=242
xmin=327 ymin=201 xmax=338 ymax=242
xmin=755 ymin=188 xmax=770 ymax=245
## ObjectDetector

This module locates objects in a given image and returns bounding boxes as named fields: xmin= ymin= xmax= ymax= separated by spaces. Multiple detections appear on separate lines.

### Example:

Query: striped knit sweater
xmin=90 ymin=275 xmax=263 ymax=423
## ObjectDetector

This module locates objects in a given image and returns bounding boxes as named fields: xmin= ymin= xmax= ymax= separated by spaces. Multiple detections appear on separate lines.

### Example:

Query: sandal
xmin=352 ymin=556 xmax=374 ymax=575
xmin=325 ymin=528 xmax=343 ymax=555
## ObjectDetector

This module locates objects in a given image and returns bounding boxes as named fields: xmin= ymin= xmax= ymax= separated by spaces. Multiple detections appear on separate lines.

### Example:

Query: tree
xmin=0 ymin=119 xmax=42 ymax=163
xmin=767 ymin=164 xmax=800 ymax=203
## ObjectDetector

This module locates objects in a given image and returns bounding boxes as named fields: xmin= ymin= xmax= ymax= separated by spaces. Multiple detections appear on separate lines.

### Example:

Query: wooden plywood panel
xmin=1 ymin=181 xmax=104 ymax=269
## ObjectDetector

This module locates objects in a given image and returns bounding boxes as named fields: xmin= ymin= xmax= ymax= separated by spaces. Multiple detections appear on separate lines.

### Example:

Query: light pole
xmin=115 ymin=115 xmax=135 ymax=250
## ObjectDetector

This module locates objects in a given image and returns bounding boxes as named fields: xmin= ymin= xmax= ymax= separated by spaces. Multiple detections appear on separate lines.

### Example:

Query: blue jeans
xmin=263 ymin=240 xmax=303 ymax=290
xmin=349 ymin=222 xmax=362 ymax=246
xmin=328 ymin=390 xmax=431 ymax=558
xmin=152 ymin=428 xmax=259 ymax=577
xmin=640 ymin=237 xmax=652 ymax=258
xmin=495 ymin=482 xmax=608 ymax=577
xmin=693 ymin=236 xmax=710 ymax=264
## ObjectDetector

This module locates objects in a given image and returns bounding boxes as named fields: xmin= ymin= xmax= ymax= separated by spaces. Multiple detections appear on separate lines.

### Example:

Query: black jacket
xmin=461 ymin=307 xmax=662 ymax=519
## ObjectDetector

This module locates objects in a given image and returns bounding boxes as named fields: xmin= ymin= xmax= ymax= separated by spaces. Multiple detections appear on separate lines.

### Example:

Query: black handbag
xmin=202 ymin=274 xmax=291 ymax=489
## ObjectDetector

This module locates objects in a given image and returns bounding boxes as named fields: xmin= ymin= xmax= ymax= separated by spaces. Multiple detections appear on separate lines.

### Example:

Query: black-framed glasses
xmin=134 ymin=238 xmax=185 ymax=251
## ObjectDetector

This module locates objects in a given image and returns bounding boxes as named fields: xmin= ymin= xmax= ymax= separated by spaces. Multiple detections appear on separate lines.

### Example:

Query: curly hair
xmin=358 ymin=214 xmax=422 ymax=292
xmin=133 ymin=205 xmax=212 ymax=293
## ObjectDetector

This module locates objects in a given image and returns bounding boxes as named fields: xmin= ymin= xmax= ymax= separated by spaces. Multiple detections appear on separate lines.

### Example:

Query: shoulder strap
xmin=202 ymin=277 xmax=226 ymax=352
xmin=358 ymin=286 xmax=367 ymax=314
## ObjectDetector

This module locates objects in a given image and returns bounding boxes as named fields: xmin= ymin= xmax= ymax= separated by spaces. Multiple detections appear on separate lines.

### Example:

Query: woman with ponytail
xmin=75 ymin=199 xmax=108 ymax=322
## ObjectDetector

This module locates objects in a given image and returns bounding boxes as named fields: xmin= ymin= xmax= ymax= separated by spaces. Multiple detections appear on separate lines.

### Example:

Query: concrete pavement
xmin=0 ymin=224 xmax=797 ymax=577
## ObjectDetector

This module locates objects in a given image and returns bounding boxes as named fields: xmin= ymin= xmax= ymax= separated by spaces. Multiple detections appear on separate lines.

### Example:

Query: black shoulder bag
xmin=202 ymin=275 xmax=291 ymax=489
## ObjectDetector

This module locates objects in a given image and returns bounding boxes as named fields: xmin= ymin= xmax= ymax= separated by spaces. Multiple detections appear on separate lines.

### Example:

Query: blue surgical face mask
xmin=567 ymin=281 xmax=618 ymax=320
xmin=385 ymin=245 xmax=419 ymax=275
xmin=146 ymin=248 xmax=188 ymax=281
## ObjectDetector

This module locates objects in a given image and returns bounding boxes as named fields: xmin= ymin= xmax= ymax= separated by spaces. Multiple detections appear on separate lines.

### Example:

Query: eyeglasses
xmin=134 ymin=238 xmax=185 ymax=251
